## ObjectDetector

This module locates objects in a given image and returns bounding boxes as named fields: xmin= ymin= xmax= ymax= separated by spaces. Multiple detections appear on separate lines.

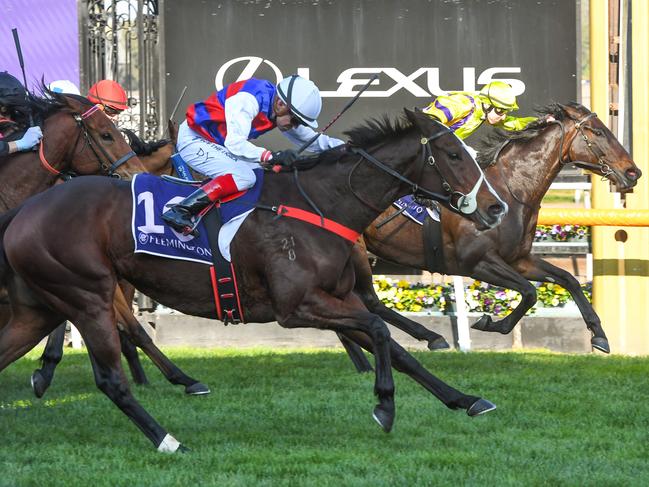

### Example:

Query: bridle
xmin=38 ymin=104 xmax=136 ymax=180
xmin=348 ymin=123 xmax=486 ymax=215
xmin=554 ymin=111 xmax=615 ymax=180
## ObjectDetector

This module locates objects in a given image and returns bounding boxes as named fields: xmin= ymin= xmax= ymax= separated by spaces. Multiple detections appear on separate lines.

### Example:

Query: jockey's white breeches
xmin=176 ymin=121 xmax=258 ymax=189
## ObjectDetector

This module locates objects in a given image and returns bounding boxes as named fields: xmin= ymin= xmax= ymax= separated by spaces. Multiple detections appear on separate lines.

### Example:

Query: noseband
xmin=39 ymin=104 xmax=136 ymax=180
xmin=349 ymin=127 xmax=485 ymax=215
xmin=555 ymin=112 xmax=614 ymax=181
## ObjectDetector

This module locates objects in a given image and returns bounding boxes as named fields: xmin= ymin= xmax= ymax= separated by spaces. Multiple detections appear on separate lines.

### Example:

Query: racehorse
xmin=350 ymin=103 xmax=640 ymax=357
xmin=20 ymin=115 xmax=209 ymax=397
xmin=0 ymin=109 xmax=507 ymax=451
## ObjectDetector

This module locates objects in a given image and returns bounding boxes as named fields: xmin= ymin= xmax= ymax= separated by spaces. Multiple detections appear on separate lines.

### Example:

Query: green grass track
xmin=1 ymin=348 xmax=648 ymax=486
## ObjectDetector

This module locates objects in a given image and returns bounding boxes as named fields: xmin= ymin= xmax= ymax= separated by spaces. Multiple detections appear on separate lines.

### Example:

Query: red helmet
xmin=87 ymin=80 xmax=128 ymax=112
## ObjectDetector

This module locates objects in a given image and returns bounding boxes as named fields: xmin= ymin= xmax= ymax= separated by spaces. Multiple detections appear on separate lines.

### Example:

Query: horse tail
xmin=0 ymin=205 xmax=23 ymax=285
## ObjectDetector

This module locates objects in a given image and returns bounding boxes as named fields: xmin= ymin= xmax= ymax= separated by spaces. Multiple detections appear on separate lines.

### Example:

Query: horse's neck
xmin=0 ymin=151 xmax=59 ymax=210
xmin=493 ymin=125 xmax=566 ymax=208
xmin=273 ymin=138 xmax=420 ymax=232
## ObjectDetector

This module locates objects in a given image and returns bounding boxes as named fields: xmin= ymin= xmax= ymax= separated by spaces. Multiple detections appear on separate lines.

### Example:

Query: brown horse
xmin=0 ymin=109 xmax=507 ymax=451
xmin=350 ymin=103 xmax=639 ymax=358
xmin=29 ymin=118 xmax=210 ymax=397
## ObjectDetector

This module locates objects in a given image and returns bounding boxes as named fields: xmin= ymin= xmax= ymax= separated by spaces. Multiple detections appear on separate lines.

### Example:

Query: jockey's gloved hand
xmin=271 ymin=149 xmax=300 ymax=167
xmin=15 ymin=126 xmax=43 ymax=151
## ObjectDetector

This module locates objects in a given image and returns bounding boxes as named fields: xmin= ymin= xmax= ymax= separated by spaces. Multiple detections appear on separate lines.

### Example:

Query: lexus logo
xmin=215 ymin=56 xmax=526 ymax=98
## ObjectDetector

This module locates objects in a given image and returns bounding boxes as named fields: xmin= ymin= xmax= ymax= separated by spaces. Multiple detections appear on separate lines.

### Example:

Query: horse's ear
xmin=404 ymin=107 xmax=423 ymax=126
xmin=168 ymin=119 xmax=179 ymax=144
xmin=404 ymin=107 xmax=436 ymax=133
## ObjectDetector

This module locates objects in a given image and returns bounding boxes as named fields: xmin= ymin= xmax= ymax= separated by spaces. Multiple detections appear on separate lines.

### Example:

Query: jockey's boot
xmin=162 ymin=174 xmax=239 ymax=236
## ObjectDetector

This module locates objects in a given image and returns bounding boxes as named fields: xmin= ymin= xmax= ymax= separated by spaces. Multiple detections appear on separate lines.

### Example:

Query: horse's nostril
xmin=488 ymin=204 xmax=504 ymax=218
xmin=626 ymin=168 xmax=639 ymax=180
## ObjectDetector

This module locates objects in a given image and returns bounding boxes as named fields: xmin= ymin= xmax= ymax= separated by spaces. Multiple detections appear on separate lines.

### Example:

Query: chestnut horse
xmin=0 ymin=109 xmax=507 ymax=451
xmin=27 ymin=118 xmax=209 ymax=397
xmin=349 ymin=103 xmax=639 ymax=359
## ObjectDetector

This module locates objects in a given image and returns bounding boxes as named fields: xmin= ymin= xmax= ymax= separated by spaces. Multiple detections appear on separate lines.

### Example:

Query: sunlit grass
xmin=1 ymin=348 xmax=648 ymax=486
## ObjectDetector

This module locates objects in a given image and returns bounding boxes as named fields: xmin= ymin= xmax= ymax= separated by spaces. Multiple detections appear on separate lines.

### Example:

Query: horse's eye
xmin=449 ymin=152 xmax=461 ymax=160
xmin=101 ymin=132 xmax=113 ymax=141
xmin=592 ymin=129 xmax=604 ymax=136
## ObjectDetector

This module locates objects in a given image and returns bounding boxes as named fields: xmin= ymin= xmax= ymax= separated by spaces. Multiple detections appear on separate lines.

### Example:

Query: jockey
xmin=87 ymin=79 xmax=129 ymax=121
xmin=162 ymin=75 xmax=344 ymax=235
xmin=0 ymin=71 xmax=42 ymax=157
xmin=423 ymin=80 xmax=543 ymax=140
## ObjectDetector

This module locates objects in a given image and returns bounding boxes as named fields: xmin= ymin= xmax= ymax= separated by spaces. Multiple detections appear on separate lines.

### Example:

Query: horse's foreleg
xmin=118 ymin=328 xmax=149 ymax=385
xmin=113 ymin=291 xmax=210 ymax=395
xmin=468 ymin=255 xmax=538 ymax=334
xmin=111 ymin=285 xmax=149 ymax=385
xmin=514 ymin=255 xmax=609 ymax=353
xmin=340 ymin=329 xmax=495 ymax=415
xmin=279 ymin=289 xmax=396 ymax=432
xmin=31 ymin=322 xmax=67 ymax=398
xmin=350 ymin=243 xmax=449 ymax=350
xmin=0 ymin=305 xmax=63 ymax=375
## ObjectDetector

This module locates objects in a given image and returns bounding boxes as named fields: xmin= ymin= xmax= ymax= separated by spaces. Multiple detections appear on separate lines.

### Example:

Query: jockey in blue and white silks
xmin=163 ymin=75 xmax=344 ymax=236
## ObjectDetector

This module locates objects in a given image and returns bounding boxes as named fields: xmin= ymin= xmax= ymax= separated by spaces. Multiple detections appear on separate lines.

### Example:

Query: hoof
xmin=178 ymin=444 xmax=191 ymax=453
xmin=31 ymin=370 xmax=49 ymax=399
xmin=591 ymin=336 xmax=610 ymax=354
xmin=471 ymin=314 xmax=492 ymax=332
xmin=427 ymin=336 xmax=451 ymax=350
xmin=372 ymin=405 xmax=395 ymax=433
xmin=185 ymin=382 xmax=211 ymax=395
xmin=467 ymin=398 xmax=497 ymax=417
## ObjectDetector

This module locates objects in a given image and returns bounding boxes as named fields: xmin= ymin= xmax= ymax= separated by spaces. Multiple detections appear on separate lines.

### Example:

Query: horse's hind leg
xmin=76 ymin=308 xmax=186 ymax=452
xmin=351 ymin=243 xmax=449 ymax=350
xmin=113 ymin=288 xmax=210 ymax=395
xmin=340 ymin=330 xmax=495 ymax=416
xmin=514 ymin=255 xmax=609 ymax=353
xmin=31 ymin=322 xmax=67 ymax=398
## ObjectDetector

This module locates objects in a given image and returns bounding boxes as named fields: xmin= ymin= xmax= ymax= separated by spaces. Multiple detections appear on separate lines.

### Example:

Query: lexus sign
xmin=164 ymin=0 xmax=576 ymax=146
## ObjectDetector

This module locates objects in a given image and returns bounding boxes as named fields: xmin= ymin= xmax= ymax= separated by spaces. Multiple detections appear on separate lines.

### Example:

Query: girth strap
xmin=423 ymin=214 xmax=446 ymax=274
xmin=203 ymin=207 xmax=244 ymax=324
xmin=274 ymin=205 xmax=360 ymax=243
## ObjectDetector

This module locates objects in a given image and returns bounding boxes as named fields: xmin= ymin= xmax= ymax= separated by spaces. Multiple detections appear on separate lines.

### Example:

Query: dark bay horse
xmin=28 ymin=118 xmax=210 ymax=397
xmin=351 ymin=103 xmax=639 ymax=356
xmin=0 ymin=109 xmax=507 ymax=451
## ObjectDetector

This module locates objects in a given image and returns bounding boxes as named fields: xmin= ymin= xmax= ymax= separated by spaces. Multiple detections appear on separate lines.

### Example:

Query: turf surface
xmin=1 ymin=348 xmax=648 ymax=486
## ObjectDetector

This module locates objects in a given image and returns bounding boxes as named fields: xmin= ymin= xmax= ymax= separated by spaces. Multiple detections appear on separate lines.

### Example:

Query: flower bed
xmin=534 ymin=224 xmax=590 ymax=242
xmin=373 ymin=276 xmax=592 ymax=316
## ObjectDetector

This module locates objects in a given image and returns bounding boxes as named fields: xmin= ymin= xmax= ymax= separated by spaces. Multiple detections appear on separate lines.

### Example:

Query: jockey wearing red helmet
xmin=87 ymin=80 xmax=128 ymax=119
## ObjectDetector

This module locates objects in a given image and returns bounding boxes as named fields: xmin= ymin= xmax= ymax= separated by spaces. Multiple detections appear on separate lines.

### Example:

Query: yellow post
xmin=621 ymin=0 xmax=649 ymax=354
xmin=590 ymin=0 xmax=649 ymax=354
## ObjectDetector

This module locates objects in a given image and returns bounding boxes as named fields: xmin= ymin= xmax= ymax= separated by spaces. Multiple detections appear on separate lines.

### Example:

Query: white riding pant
xmin=176 ymin=121 xmax=258 ymax=189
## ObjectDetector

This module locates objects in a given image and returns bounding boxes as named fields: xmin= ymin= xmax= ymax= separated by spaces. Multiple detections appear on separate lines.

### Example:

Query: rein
xmin=38 ymin=104 xmax=136 ymax=180
xmin=347 ymin=129 xmax=485 ymax=215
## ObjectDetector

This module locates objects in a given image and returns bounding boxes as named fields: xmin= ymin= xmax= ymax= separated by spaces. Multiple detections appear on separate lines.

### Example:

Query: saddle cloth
xmin=393 ymin=195 xmax=440 ymax=225
xmin=131 ymin=169 xmax=264 ymax=263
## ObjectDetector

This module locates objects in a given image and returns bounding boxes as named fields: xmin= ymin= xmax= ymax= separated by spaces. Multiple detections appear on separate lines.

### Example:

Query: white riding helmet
xmin=276 ymin=75 xmax=322 ymax=129
xmin=47 ymin=79 xmax=81 ymax=96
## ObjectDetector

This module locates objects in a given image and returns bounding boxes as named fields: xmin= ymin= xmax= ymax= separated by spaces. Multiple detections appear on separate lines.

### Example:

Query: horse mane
xmin=6 ymin=83 xmax=95 ymax=127
xmin=476 ymin=102 xmax=581 ymax=167
xmin=343 ymin=114 xmax=414 ymax=148
xmin=121 ymin=128 xmax=171 ymax=156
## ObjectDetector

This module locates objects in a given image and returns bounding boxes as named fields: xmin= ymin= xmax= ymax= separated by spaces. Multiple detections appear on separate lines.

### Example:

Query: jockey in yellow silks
xmin=423 ymin=80 xmax=539 ymax=140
